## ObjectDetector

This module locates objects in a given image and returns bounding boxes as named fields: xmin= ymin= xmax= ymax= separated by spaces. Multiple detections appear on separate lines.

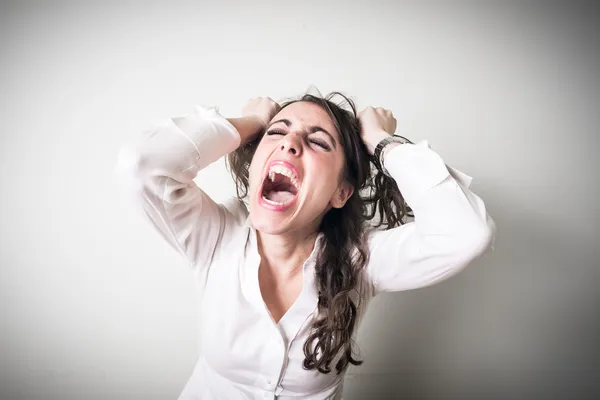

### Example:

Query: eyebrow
xmin=267 ymin=118 xmax=337 ymax=149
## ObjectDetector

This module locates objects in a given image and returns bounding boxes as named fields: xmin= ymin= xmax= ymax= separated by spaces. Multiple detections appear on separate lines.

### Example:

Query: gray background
xmin=1 ymin=1 xmax=598 ymax=399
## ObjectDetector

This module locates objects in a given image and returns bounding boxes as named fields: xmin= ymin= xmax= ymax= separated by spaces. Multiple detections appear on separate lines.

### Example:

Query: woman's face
xmin=248 ymin=101 xmax=354 ymax=236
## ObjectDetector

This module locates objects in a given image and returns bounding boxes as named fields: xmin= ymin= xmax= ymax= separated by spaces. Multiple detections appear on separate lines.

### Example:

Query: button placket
xmin=265 ymin=377 xmax=276 ymax=390
xmin=257 ymin=327 xmax=286 ymax=395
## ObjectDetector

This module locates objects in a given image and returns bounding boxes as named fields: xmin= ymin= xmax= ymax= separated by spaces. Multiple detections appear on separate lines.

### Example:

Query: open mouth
xmin=260 ymin=163 xmax=300 ymax=208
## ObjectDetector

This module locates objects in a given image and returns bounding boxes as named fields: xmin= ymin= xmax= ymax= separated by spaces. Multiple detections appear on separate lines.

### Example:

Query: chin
xmin=249 ymin=213 xmax=288 ymax=235
xmin=248 ymin=200 xmax=296 ymax=235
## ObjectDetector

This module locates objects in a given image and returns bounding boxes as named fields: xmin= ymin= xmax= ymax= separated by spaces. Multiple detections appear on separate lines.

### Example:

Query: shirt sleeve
xmin=365 ymin=140 xmax=497 ymax=294
xmin=115 ymin=105 xmax=242 ymax=276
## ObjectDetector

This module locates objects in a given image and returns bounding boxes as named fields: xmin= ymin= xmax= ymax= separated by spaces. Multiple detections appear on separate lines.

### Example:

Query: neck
xmin=256 ymin=228 xmax=319 ymax=279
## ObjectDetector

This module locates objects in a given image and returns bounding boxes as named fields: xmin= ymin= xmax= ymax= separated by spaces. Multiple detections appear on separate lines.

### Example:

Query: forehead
xmin=273 ymin=101 xmax=337 ymax=133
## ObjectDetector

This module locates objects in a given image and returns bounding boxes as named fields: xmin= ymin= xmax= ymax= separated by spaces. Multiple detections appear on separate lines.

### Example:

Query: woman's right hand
xmin=227 ymin=97 xmax=281 ymax=145
xmin=241 ymin=97 xmax=281 ymax=129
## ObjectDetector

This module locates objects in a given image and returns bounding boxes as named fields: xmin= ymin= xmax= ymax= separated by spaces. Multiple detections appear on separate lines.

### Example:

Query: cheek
xmin=248 ymin=150 xmax=267 ymax=189
xmin=248 ymin=140 xmax=278 ymax=182
xmin=324 ymin=155 xmax=345 ymax=181
xmin=248 ymin=161 xmax=260 ymax=191
xmin=308 ymin=161 xmax=344 ymax=196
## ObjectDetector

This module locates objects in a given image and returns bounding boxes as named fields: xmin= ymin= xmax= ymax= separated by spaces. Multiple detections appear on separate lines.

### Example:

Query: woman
xmin=116 ymin=92 xmax=496 ymax=399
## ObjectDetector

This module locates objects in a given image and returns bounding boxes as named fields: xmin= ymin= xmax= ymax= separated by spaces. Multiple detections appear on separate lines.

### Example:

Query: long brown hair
xmin=226 ymin=91 xmax=413 ymax=374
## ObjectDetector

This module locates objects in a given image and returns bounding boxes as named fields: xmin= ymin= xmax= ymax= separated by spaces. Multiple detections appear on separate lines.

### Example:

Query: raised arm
xmin=114 ymin=98 xmax=280 ymax=276
xmin=359 ymin=107 xmax=496 ymax=294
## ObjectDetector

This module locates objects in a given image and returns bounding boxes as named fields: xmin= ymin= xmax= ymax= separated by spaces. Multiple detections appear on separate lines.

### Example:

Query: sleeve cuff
xmin=383 ymin=140 xmax=454 ymax=206
xmin=170 ymin=105 xmax=241 ymax=170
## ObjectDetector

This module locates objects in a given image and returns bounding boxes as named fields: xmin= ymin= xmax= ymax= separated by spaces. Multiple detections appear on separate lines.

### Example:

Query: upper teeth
xmin=268 ymin=165 xmax=299 ymax=189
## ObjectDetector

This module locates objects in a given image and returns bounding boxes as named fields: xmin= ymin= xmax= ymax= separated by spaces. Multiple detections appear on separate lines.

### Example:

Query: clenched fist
xmin=242 ymin=97 xmax=281 ymax=129
xmin=358 ymin=107 xmax=397 ymax=155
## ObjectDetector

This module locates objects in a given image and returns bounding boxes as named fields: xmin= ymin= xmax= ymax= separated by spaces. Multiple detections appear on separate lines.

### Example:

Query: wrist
xmin=227 ymin=116 xmax=266 ymax=144
xmin=373 ymin=135 xmax=413 ymax=177
xmin=364 ymin=130 xmax=392 ymax=155
xmin=382 ymin=142 xmax=402 ymax=160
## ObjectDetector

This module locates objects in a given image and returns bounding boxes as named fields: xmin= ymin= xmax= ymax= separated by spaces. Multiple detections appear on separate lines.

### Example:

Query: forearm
xmin=227 ymin=116 xmax=265 ymax=145
xmin=117 ymin=106 xmax=241 ymax=191
xmin=367 ymin=142 xmax=496 ymax=294
xmin=384 ymin=141 xmax=495 ymax=241
xmin=116 ymin=105 xmax=240 ymax=274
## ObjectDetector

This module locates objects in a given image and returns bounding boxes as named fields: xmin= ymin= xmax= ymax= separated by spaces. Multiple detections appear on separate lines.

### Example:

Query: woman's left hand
xmin=358 ymin=106 xmax=397 ymax=155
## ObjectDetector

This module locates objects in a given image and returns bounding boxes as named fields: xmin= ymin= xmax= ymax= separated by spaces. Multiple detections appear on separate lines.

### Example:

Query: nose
xmin=280 ymin=132 xmax=302 ymax=156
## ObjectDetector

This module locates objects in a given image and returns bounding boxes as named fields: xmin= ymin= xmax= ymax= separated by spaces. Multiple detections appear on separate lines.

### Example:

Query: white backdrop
xmin=1 ymin=1 xmax=598 ymax=399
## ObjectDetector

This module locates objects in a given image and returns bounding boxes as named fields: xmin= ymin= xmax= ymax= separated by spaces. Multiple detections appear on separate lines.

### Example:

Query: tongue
xmin=266 ymin=190 xmax=295 ymax=203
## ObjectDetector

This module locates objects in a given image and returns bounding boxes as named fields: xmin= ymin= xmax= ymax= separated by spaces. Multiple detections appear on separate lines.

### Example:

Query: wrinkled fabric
xmin=115 ymin=105 xmax=496 ymax=399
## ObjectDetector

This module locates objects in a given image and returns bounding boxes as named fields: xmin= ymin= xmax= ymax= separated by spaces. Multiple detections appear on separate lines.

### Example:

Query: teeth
xmin=267 ymin=165 xmax=299 ymax=189
xmin=261 ymin=196 xmax=292 ymax=206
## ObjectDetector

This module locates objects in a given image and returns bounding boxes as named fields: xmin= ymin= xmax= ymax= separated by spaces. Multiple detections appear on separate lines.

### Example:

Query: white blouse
xmin=115 ymin=105 xmax=496 ymax=399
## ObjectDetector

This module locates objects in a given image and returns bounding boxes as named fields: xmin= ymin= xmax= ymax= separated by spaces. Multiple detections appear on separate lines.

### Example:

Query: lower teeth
xmin=262 ymin=196 xmax=290 ymax=206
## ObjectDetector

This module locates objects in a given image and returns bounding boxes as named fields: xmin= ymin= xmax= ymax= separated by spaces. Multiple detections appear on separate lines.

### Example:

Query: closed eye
xmin=309 ymin=138 xmax=330 ymax=150
xmin=265 ymin=129 xmax=331 ymax=151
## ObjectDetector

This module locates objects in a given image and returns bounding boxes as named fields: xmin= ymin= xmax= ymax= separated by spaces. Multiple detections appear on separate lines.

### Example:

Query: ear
xmin=331 ymin=181 xmax=354 ymax=209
